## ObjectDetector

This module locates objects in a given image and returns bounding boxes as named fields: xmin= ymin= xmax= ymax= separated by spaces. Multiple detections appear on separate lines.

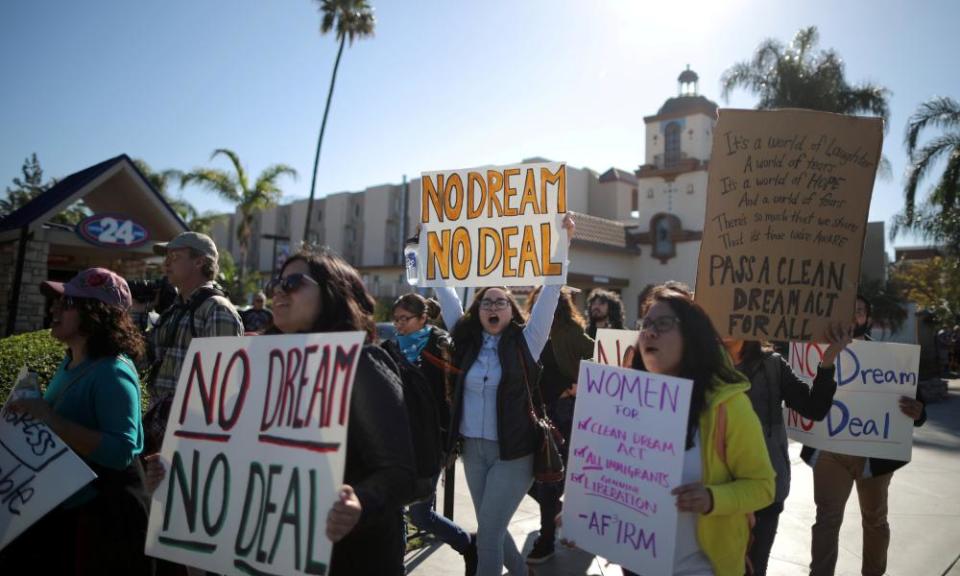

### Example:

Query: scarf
xmin=397 ymin=326 xmax=432 ymax=363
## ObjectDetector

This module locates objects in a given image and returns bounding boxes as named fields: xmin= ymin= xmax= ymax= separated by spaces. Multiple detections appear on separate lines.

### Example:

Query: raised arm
xmin=435 ymin=286 xmax=464 ymax=331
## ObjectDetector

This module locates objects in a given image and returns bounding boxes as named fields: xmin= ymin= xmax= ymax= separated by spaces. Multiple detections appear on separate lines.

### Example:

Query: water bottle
xmin=11 ymin=368 xmax=41 ymax=401
xmin=404 ymin=240 xmax=419 ymax=286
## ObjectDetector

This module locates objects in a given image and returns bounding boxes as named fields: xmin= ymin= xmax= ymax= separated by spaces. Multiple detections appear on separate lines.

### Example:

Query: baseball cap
xmin=153 ymin=232 xmax=218 ymax=259
xmin=40 ymin=268 xmax=133 ymax=310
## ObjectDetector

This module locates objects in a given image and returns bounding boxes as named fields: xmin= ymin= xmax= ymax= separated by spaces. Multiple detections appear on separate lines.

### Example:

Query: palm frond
xmin=211 ymin=148 xmax=249 ymax=194
xmin=181 ymin=169 xmax=241 ymax=203
xmin=905 ymin=96 xmax=960 ymax=153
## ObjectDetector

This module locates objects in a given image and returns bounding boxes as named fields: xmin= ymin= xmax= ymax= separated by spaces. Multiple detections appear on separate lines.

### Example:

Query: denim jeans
xmin=408 ymin=474 xmax=472 ymax=555
xmin=461 ymin=438 xmax=534 ymax=576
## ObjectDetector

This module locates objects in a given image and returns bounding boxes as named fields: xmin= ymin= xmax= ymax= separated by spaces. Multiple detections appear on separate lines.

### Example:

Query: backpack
xmin=380 ymin=339 xmax=447 ymax=504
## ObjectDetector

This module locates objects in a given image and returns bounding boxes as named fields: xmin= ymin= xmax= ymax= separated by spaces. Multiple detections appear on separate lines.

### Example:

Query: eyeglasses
xmin=392 ymin=314 xmax=417 ymax=326
xmin=639 ymin=315 xmax=681 ymax=335
xmin=265 ymin=273 xmax=319 ymax=297
xmin=479 ymin=298 xmax=510 ymax=311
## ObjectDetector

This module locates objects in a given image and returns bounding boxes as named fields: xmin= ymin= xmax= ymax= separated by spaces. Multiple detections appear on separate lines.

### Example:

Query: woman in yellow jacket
xmin=622 ymin=284 xmax=776 ymax=576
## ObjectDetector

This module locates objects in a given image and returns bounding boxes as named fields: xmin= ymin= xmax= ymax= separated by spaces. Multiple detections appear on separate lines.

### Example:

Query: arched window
xmin=650 ymin=214 xmax=680 ymax=261
xmin=664 ymin=122 xmax=682 ymax=167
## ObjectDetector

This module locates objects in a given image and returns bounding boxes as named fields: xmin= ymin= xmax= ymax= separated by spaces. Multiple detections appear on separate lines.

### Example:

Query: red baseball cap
xmin=40 ymin=268 xmax=132 ymax=310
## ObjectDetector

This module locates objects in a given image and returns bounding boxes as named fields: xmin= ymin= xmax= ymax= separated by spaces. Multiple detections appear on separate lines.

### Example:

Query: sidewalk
xmin=406 ymin=379 xmax=960 ymax=576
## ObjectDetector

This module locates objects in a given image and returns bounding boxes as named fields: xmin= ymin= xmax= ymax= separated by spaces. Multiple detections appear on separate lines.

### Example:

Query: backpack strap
xmin=762 ymin=355 xmax=782 ymax=437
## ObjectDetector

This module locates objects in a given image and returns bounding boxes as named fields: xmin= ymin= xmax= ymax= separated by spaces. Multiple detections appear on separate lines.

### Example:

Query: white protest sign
xmin=786 ymin=340 xmax=920 ymax=461
xmin=145 ymin=332 xmax=365 ymax=576
xmin=0 ymin=373 xmax=97 ymax=551
xmin=593 ymin=329 xmax=640 ymax=367
xmin=563 ymin=361 xmax=692 ymax=575
xmin=418 ymin=161 xmax=569 ymax=287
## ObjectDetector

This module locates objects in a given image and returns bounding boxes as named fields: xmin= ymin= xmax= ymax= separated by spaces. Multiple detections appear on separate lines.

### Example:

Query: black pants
xmin=748 ymin=501 xmax=784 ymax=575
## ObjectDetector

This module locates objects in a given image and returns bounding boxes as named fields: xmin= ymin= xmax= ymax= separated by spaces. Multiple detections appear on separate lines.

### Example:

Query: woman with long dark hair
xmin=265 ymin=247 xmax=416 ymax=575
xmin=3 ymin=268 xmax=152 ymax=574
xmin=620 ymin=284 xmax=775 ymax=575
xmin=523 ymin=286 xmax=594 ymax=565
xmin=435 ymin=214 xmax=575 ymax=576
xmin=389 ymin=293 xmax=477 ymax=574
xmin=722 ymin=335 xmax=845 ymax=576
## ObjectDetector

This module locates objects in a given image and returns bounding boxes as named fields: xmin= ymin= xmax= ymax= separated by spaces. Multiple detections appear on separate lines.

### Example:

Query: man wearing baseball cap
xmin=144 ymin=231 xmax=243 ymax=452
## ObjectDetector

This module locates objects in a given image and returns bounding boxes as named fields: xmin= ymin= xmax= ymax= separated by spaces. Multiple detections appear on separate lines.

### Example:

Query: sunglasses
xmin=265 ymin=273 xmax=319 ymax=297
xmin=57 ymin=295 xmax=82 ymax=310
xmin=639 ymin=315 xmax=681 ymax=335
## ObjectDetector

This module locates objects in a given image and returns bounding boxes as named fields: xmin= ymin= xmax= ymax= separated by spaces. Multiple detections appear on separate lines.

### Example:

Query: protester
xmin=614 ymin=284 xmax=776 ymax=575
xmin=240 ymin=290 xmax=273 ymax=333
xmin=386 ymin=293 xmax=478 ymax=575
xmin=523 ymin=285 xmax=594 ymax=565
xmin=723 ymin=331 xmax=848 ymax=576
xmin=268 ymin=249 xmax=418 ymax=574
xmin=2 ymin=268 xmax=151 ymax=574
xmin=434 ymin=213 xmax=574 ymax=576
xmin=936 ymin=325 xmax=953 ymax=375
xmin=805 ymin=294 xmax=927 ymax=576
xmin=585 ymin=288 xmax=625 ymax=338
xmin=144 ymin=231 xmax=243 ymax=452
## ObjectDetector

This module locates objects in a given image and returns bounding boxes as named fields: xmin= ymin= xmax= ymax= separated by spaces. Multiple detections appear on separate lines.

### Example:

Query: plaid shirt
xmin=148 ymin=282 xmax=243 ymax=403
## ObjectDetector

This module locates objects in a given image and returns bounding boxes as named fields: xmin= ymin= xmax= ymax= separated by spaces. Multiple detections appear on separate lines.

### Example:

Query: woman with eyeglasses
xmin=388 ymin=293 xmax=478 ymax=575
xmin=145 ymin=248 xmax=416 ymax=576
xmin=620 ymin=284 xmax=775 ymax=576
xmin=2 ymin=268 xmax=152 ymax=575
xmin=432 ymin=214 xmax=575 ymax=576
xmin=721 ymin=331 xmax=847 ymax=576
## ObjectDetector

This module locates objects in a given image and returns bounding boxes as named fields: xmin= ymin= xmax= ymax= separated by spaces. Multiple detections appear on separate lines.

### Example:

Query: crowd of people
xmin=0 ymin=223 xmax=928 ymax=576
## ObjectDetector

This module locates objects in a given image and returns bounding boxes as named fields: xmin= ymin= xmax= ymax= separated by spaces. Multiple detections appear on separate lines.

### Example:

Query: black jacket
xmin=740 ymin=353 xmax=837 ymax=503
xmin=329 ymin=346 xmax=416 ymax=576
xmin=449 ymin=321 xmax=543 ymax=461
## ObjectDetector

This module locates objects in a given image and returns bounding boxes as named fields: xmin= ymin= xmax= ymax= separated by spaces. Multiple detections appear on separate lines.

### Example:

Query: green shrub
xmin=0 ymin=329 xmax=151 ymax=411
xmin=0 ymin=329 xmax=65 ymax=401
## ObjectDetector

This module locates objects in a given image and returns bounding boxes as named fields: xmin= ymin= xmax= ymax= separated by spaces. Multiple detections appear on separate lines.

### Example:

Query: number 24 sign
xmin=77 ymin=214 xmax=149 ymax=248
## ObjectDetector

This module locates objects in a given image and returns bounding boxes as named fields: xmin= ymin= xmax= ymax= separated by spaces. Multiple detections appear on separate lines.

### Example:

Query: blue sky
xmin=2 ymin=0 xmax=958 ymax=251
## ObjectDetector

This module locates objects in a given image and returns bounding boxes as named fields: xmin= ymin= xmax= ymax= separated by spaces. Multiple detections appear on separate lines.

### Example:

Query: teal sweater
xmin=44 ymin=355 xmax=144 ymax=505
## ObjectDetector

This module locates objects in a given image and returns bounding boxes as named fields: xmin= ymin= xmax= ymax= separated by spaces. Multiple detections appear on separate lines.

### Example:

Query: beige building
xmin=212 ymin=67 xmax=888 ymax=322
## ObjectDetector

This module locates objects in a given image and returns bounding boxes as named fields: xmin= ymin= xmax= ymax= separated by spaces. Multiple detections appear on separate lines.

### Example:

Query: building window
xmin=664 ymin=122 xmax=681 ymax=167
xmin=354 ymin=204 xmax=361 ymax=218
xmin=631 ymin=188 xmax=638 ymax=212
xmin=686 ymin=184 xmax=695 ymax=195
xmin=646 ymin=188 xmax=654 ymax=199
xmin=650 ymin=214 xmax=679 ymax=261
xmin=316 ymin=209 xmax=323 ymax=222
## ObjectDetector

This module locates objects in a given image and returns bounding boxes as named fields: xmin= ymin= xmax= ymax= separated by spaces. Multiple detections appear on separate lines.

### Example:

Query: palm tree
xmin=721 ymin=26 xmax=892 ymax=174
xmin=303 ymin=0 xmax=376 ymax=243
xmin=892 ymin=97 xmax=960 ymax=252
xmin=181 ymin=149 xmax=297 ymax=292
xmin=133 ymin=158 xmax=224 ymax=235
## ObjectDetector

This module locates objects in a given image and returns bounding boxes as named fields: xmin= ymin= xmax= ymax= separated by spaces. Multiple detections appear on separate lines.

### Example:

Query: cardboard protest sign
xmin=563 ymin=361 xmax=692 ymax=575
xmin=695 ymin=109 xmax=883 ymax=341
xmin=145 ymin=332 xmax=365 ymax=576
xmin=786 ymin=340 xmax=919 ymax=461
xmin=593 ymin=329 xmax=640 ymax=367
xmin=0 ymin=372 xmax=97 ymax=551
xmin=418 ymin=161 xmax=569 ymax=287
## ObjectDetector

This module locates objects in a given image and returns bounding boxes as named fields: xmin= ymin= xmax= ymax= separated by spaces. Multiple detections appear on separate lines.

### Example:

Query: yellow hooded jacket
xmin=696 ymin=372 xmax=776 ymax=575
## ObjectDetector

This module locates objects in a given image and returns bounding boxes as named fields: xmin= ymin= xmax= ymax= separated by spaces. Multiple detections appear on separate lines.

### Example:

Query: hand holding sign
xmin=821 ymin=322 xmax=854 ymax=368
xmin=326 ymin=485 xmax=362 ymax=543
xmin=671 ymin=483 xmax=713 ymax=514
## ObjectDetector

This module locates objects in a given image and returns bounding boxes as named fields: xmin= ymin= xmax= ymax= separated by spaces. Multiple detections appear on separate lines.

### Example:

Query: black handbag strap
xmin=517 ymin=347 xmax=547 ymax=423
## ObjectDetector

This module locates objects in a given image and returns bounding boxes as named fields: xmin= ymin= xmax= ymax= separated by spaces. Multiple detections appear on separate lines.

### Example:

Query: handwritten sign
xmin=786 ymin=340 xmax=919 ymax=461
xmin=145 ymin=332 xmax=365 ymax=576
xmin=593 ymin=329 xmax=640 ymax=367
xmin=563 ymin=361 xmax=692 ymax=575
xmin=0 ymin=387 xmax=96 ymax=551
xmin=695 ymin=109 xmax=882 ymax=341
xmin=418 ymin=161 xmax=569 ymax=287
